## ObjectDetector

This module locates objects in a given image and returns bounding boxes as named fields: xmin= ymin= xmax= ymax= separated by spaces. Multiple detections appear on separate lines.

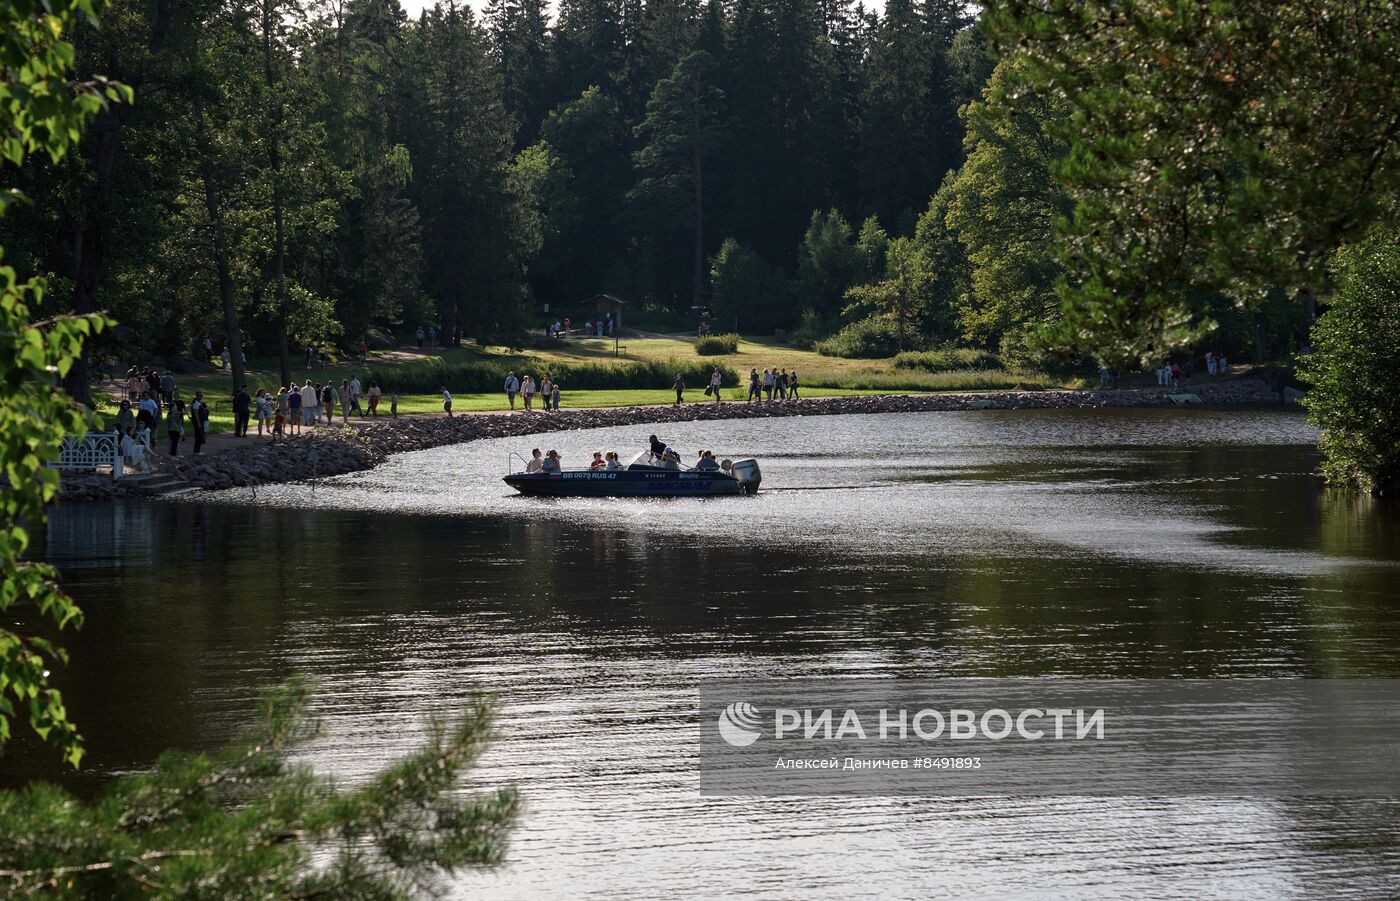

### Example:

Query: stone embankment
xmin=57 ymin=379 xmax=1281 ymax=501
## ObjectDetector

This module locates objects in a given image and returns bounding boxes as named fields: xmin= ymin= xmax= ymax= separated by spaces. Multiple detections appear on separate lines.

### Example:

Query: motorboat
xmin=504 ymin=451 xmax=761 ymax=497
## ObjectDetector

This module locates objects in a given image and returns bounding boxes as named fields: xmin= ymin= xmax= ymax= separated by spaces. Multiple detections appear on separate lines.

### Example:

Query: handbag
xmin=704 ymin=385 xmax=712 ymax=396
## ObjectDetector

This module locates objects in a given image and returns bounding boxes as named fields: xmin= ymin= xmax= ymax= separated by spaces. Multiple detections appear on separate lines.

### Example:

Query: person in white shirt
xmin=368 ymin=382 xmax=382 ymax=416
xmin=709 ymin=369 xmax=722 ymax=403
xmin=121 ymin=428 xmax=150 ymax=474
xmin=526 ymin=448 xmax=543 ymax=472
xmin=301 ymin=381 xmax=318 ymax=425
xmin=522 ymin=376 xmax=536 ymax=411
xmin=349 ymin=376 xmax=363 ymax=416
xmin=504 ymin=372 xmax=520 ymax=410
xmin=442 ymin=386 xmax=453 ymax=417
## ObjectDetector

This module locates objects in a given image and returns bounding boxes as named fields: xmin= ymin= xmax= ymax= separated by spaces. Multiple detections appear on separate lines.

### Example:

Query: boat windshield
xmin=626 ymin=451 xmax=680 ymax=471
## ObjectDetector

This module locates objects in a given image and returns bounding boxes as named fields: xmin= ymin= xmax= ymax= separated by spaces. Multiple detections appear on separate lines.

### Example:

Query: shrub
xmin=787 ymin=308 xmax=834 ymax=349
xmin=816 ymin=368 xmax=1052 ymax=392
xmin=355 ymin=356 xmax=740 ymax=393
xmin=813 ymin=317 xmax=905 ymax=358
xmin=893 ymin=348 xmax=1003 ymax=371
xmin=1300 ymin=236 xmax=1400 ymax=495
xmin=695 ymin=333 xmax=740 ymax=355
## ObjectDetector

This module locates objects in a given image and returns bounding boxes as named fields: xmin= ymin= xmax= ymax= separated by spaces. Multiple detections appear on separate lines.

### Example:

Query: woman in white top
xmin=121 ymin=428 xmax=149 ymax=473
xmin=522 ymin=376 xmax=536 ymax=411
xmin=709 ymin=369 xmax=722 ymax=403
xmin=605 ymin=452 xmax=623 ymax=471
xmin=254 ymin=389 xmax=271 ymax=435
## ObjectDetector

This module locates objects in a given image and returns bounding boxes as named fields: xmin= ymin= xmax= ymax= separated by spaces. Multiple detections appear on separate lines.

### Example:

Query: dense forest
xmin=4 ymin=0 xmax=1316 ymax=403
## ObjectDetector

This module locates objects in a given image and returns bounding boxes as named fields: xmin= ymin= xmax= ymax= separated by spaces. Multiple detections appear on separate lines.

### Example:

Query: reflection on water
xmin=19 ymin=408 xmax=1400 ymax=899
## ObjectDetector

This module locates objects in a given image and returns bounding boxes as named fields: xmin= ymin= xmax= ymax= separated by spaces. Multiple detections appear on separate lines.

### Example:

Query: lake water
xmin=20 ymin=408 xmax=1400 ymax=899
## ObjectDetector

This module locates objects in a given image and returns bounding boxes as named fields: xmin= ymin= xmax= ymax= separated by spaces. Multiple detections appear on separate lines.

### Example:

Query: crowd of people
xmin=231 ymin=377 xmax=399 ymax=437
xmin=1153 ymin=352 xmax=1228 ymax=388
xmin=115 ymin=367 xmax=209 ymax=471
xmin=545 ymin=312 xmax=616 ymax=338
xmin=501 ymin=372 xmax=565 ymax=412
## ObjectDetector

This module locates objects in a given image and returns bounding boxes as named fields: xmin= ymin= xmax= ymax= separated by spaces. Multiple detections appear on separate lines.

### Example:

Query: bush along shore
xmin=59 ymin=380 xmax=1282 ymax=501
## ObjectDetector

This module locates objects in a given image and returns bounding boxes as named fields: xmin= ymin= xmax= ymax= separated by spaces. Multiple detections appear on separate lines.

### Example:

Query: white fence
xmin=47 ymin=431 xmax=143 ymax=480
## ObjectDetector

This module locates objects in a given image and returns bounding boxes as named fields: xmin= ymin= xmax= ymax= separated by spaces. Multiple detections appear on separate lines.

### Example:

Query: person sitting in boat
xmin=542 ymin=450 xmax=562 ymax=473
xmin=605 ymin=452 xmax=623 ymax=471
xmin=590 ymin=451 xmax=605 ymax=471
xmin=660 ymin=447 xmax=682 ymax=470
xmin=526 ymin=448 xmax=543 ymax=472
xmin=695 ymin=450 xmax=720 ymax=472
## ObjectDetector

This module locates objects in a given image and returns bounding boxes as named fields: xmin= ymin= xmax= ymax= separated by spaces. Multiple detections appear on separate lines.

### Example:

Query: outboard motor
xmin=731 ymin=459 xmax=762 ymax=494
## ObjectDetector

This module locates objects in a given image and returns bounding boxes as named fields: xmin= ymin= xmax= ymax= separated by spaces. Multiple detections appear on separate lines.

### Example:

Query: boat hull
xmin=504 ymin=469 xmax=744 ymax=497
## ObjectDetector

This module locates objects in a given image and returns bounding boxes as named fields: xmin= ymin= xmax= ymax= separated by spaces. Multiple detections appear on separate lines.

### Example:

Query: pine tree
xmin=630 ymin=51 xmax=726 ymax=311
xmin=488 ymin=0 xmax=553 ymax=144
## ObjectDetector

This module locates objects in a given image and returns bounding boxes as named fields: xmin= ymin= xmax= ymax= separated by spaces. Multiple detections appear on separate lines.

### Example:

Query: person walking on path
xmin=219 ymin=348 xmax=230 ymax=371
xmin=301 ymin=380 xmax=318 ymax=426
xmin=273 ymin=388 xmax=289 ymax=437
xmin=338 ymin=380 xmax=351 ymax=423
xmin=540 ymin=376 xmax=554 ymax=411
xmin=522 ymin=375 xmax=536 ymax=411
xmin=709 ymin=369 xmax=723 ymax=403
xmin=789 ymin=370 xmax=799 ymax=399
xmin=776 ymin=369 xmax=789 ymax=400
xmin=416 ymin=327 xmax=425 ymax=349
xmin=357 ymin=338 xmax=368 ymax=365
xmin=762 ymin=368 xmax=774 ymax=401
xmin=551 ymin=380 xmax=560 ymax=411
xmin=442 ymin=386 xmax=453 ymax=417
xmin=167 ymin=397 xmax=185 ymax=456
xmin=254 ymin=389 xmax=271 ymax=436
xmin=390 ymin=390 xmax=399 ymax=418
xmin=368 ymin=381 xmax=382 ymax=416
xmin=288 ymin=384 xmax=302 ymax=434
xmin=233 ymin=385 xmax=251 ymax=437
xmin=748 ymin=368 xmax=760 ymax=402
xmin=504 ymin=372 xmax=519 ymax=410
xmin=190 ymin=392 xmax=208 ymax=455
xmin=673 ymin=373 xmax=686 ymax=404
xmin=321 ymin=383 xmax=336 ymax=425
xmin=349 ymin=376 xmax=363 ymax=416
xmin=160 ymin=370 xmax=176 ymax=406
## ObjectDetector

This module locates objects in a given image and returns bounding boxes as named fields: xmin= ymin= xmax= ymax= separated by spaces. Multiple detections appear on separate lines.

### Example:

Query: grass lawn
xmin=92 ymin=384 xmax=901 ymax=437
xmin=95 ymin=333 xmax=1073 ymax=439
xmin=449 ymin=334 xmax=1063 ymax=392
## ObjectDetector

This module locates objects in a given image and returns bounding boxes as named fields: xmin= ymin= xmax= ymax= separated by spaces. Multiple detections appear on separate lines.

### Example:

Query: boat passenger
xmin=696 ymin=450 xmax=720 ymax=471
xmin=661 ymin=448 xmax=682 ymax=470
xmin=605 ymin=452 xmax=623 ymax=471
xmin=590 ymin=451 xmax=605 ymax=471
xmin=526 ymin=448 xmax=543 ymax=472
xmin=542 ymin=450 xmax=562 ymax=473
xmin=649 ymin=434 xmax=666 ymax=457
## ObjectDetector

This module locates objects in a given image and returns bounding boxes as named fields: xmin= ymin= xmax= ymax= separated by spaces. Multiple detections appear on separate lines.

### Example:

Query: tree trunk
xmin=199 ymin=129 xmax=246 ymax=396
xmin=692 ymin=138 xmax=704 ymax=313
xmin=264 ymin=1 xmax=292 ymax=389
xmin=63 ymin=0 xmax=175 ymax=406
xmin=65 ymin=106 xmax=126 ymax=407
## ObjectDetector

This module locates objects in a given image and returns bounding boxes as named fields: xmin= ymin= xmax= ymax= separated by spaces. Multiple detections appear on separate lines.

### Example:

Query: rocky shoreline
xmin=58 ymin=379 xmax=1283 ymax=501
